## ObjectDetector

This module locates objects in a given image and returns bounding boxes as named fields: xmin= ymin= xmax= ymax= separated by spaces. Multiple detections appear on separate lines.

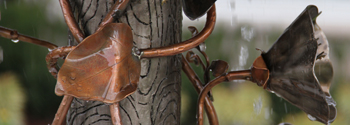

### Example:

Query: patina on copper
xmin=261 ymin=5 xmax=336 ymax=124
xmin=140 ymin=4 xmax=216 ymax=58
xmin=182 ymin=0 xmax=216 ymax=20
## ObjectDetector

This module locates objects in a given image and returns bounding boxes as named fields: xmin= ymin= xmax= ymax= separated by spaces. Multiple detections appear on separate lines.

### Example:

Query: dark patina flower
xmin=259 ymin=5 xmax=336 ymax=124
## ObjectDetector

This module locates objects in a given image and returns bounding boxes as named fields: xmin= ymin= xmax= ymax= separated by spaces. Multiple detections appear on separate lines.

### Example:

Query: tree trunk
xmin=66 ymin=0 xmax=182 ymax=124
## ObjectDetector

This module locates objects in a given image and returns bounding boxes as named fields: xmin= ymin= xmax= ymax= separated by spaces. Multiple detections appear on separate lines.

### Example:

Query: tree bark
xmin=66 ymin=0 xmax=182 ymax=124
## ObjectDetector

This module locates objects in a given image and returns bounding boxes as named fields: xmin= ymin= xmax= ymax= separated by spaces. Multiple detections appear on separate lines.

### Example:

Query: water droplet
xmin=48 ymin=48 xmax=53 ymax=52
xmin=0 ymin=46 xmax=3 ymax=64
xmin=241 ymin=26 xmax=255 ymax=42
xmin=307 ymin=114 xmax=316 ymax=121
xmin=70 ymin=72 xmax=76 ymax=80
xmin=198 ymin=43 xmax=206 ymax=52
xmin=61 ymin=76 xmax=67 ymax=83
xmin=270 ymin=91 xmax=275 ymax=93
xmin=11 ymin=39 xmax=19 ymax=43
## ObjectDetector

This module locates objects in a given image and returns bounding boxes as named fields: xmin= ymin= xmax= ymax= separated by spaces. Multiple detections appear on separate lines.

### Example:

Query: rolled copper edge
xmin=140 ymin=4 xmax=216 ymax=58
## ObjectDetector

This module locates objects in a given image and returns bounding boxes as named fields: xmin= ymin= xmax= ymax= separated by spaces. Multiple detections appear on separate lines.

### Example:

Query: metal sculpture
xmin=0 ymin=1 xmax=337 ymax=125
xmin=0 ymin=0 xmax=217 ymax=125
xmin=261 ymin=5 xmax=336 ymax=124
xmin=196 ymin=5 xmax=336 ymax=125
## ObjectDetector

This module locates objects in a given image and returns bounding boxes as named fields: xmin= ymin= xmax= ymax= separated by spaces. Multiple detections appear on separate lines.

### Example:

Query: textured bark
xmin=66 ymin=0 xmax=182 ymax=124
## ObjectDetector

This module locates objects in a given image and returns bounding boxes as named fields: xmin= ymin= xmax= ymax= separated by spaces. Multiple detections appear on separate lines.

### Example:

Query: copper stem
xmin=110 ymin=103 xmax=123 ymax=125
xmin=98 ymin=0 xmax=130 ymax=31
xmin=197 ymin=70 xmax=251 ymax=125
xmin=140 ymin=4 xmax=216 ymax=58
xmin=0 ymin=26 xmax=58 ymax=49
xmin=181 ymin=56 xmax=219 ymax=125
xmin=52 ymin=95 xmax=74 ymax=125
xmin=59 ymin=0 xmax=85 ymax=43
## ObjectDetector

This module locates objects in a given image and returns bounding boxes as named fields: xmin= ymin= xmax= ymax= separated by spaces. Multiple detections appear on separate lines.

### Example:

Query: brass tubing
xmin=181 ymin=56 xmax=219 ymax=125
xmin=59 ymin=0 xmax=85 ymax=43
xmin=0 ymin=26 xmax=58 ymax=49
xmin=197 ymin=70 xmax=251 ymax=125
xmin=110 ymin=103 xmax=123 ymax=125
xmin=52 ymin=95 xmax=74 ymax=125
xmin=98 ymin=0 xmax=130 ymax=31
xmin=140 ymin=4 xmax=216 ymax=58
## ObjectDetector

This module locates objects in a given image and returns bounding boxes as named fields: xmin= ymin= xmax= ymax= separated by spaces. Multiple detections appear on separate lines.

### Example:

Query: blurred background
xmin=0 ymin=0 xmax=349 ymax=125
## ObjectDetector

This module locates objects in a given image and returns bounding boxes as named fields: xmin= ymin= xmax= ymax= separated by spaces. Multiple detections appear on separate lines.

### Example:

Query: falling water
xmin=253 ymin=96 xmax=262 ymax=114
xmin=0 ymin=46 xmax=3 ymax=64
xmin=238 ymin=45 xmax=249 ymax=68
xmin=241 ymin=26 xmax=255 ymax=42
xmin=264 ymin=107 xmax=270 ymax=119
xmin=4 ymin=0 xmax=7 ymax=10
xmin=228 ymin=0 xmax=236 ymax=26
xmin=284 ymin=102 xmax=288 ymax=113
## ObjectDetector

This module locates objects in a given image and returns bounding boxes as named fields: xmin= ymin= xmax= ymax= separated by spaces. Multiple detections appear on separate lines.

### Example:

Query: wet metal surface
xmin=182 ymin=0 xmax=216 ymax=20
xmin=261 ymin=5 xmax=336 ymax=124
xmin=56 ymin=23 xmax=141 ymax=104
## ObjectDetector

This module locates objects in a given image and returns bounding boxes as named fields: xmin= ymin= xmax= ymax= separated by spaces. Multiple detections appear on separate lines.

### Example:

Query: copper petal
xmin=261 ymin=5 xmax=336 ymax=124
xmin=55 ymin=23 xmax=140 ymax=104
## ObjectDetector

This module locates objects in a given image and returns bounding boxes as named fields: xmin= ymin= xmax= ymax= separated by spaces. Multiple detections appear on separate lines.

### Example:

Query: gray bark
xmin=66 ymin=0 xmax=182 ymax=124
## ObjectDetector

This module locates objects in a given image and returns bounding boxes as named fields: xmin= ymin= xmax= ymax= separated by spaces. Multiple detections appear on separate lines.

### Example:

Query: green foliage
xmin=0 ymin=72 xmax=25 ymax=125
xmin=0 ymin=0 xmax=67 ymax=119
